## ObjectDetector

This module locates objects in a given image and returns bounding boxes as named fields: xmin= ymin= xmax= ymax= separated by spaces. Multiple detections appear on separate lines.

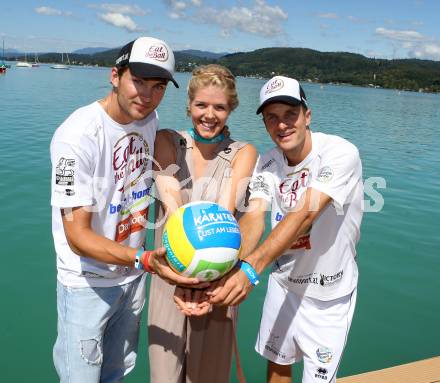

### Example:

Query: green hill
xmin=10 ymin=47 xmax=440 ymax=92
xmin=217 ymin=48 xmax=440 ymax=92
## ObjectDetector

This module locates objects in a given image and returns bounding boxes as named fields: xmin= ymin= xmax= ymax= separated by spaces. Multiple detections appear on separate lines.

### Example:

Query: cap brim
xmin=128 ymin=62 xmax=179 ymax=88
xmin=256 ymin=95 xmax=302 ymax=114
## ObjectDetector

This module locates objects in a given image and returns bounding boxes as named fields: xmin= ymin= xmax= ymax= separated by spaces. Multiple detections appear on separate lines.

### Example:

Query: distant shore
xmin=4 ymin=55 xmax=440 ymax=95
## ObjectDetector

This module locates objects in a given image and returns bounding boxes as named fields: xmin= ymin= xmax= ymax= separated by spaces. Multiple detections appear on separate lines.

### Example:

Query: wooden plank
xmin=339 ymin=356 xmax=440 ymax=383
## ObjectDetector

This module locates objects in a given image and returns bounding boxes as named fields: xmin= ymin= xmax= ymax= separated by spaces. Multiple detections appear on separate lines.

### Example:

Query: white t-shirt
xmin=249 ymin=131 xmax=363 ymax=300
xmin=50 ymin=101 xmax=158 ymax=287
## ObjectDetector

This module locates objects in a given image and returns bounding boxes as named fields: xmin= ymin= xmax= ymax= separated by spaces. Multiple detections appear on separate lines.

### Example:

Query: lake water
xmin=1 ymin=64 xmax=439 ymax=382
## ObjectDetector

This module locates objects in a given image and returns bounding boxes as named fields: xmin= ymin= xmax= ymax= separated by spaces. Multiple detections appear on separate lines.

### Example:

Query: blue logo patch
xmin=183 ymin=202 xmax=241 ymax=250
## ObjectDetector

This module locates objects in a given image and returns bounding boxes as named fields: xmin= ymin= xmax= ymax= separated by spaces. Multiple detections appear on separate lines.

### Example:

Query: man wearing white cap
xmin=208 ymin=76 xmax=364 ymax=382
xmin=50 ymin=36 xmax=200 ymax=382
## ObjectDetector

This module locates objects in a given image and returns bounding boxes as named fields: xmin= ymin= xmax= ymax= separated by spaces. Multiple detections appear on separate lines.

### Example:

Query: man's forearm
xmin=66 ymin=226 xmax=137 ymax=266
xmin=247 ymin=189 xmax=331 ymax=274
xmin=238 ymin=205 xmax=266 ymax=260
xmin=246 ymin=210 xmax=309 ymax=274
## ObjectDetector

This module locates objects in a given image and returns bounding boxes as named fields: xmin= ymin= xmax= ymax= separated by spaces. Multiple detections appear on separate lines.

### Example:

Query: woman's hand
xmin=174 ymin=287 xmax=213 ymax=316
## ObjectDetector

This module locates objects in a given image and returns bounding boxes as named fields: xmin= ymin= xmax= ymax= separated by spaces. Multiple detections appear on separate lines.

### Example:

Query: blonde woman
xmin=148 ymin=64 xmax=257 ymax=382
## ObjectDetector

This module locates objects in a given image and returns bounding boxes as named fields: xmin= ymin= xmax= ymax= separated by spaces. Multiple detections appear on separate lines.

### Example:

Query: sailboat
xmin=0 ymin=39 xmax=7 ymax=73
xmin=51 ymin=51 xmax=70 ymax=70
xmin=31 ymin=53 xmax=40 ymax=67
xmin=16 ymin=52 xmax=32 ymax=67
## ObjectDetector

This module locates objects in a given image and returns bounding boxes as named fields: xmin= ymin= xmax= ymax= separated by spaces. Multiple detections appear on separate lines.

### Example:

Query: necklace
xmin=187 ymin=128 xmax=225 ymax=144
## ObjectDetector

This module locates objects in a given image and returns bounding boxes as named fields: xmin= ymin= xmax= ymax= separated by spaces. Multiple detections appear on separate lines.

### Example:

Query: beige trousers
xmin=148 ymin=274 xmax=236 ymax=383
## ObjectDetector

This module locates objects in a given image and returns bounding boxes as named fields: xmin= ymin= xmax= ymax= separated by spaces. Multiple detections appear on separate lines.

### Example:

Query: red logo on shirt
xmin=113 ymin=133 xmax=150 ymax=192
xmin=290 ymin=234 xmax=311 ymax=250
xmin=279 ymin=169 xmax=310 ymax=208
xmin=115 ymin=206 xmax=149 ymax=242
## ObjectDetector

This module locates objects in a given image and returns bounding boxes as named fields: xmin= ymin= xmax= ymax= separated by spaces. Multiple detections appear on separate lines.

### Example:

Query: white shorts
xmin=255 ymin=274 xmax=357 ymax=383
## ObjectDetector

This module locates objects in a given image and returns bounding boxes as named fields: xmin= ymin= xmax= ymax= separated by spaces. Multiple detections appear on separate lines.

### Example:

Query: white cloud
xmin=173 ymin=1 xmax=188 ymax=11
xmin=88 ymin=3 xmax=148 ymax=16
xmin=318 ymin=13 xmax=338 ymax=19
xmin=409 ymin=42 xmax=440 ymax=60
xmin=375 ymin=27 xmax=425 ymax=42
xmin=34 ymin=6 xmax=72 ymax=16
xmin=195 ymin=0 xmax=288 ymax=38
xmin=169 ymin=11 xmax=181 ymax=19
xmin=89 ymin=3 xmax=147 ymax=32
xmin=98 ymin=12 xmax=141 ymax=32
xmin=375 ymin=27 xmax=440 ymax=60
xmin=162 ymin=0 xmax=189 ymax=19
xmin=161 ymin=0 xmax=287 ymax=37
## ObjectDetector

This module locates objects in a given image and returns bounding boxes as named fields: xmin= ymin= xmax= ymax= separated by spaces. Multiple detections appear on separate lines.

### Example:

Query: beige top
xmin=154 ymin=129 xmax=247 ymax=247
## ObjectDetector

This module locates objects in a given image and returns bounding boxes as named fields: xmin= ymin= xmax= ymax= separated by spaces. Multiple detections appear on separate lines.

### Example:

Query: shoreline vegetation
xmin=4 ymin=46 xmax=440 ymax=93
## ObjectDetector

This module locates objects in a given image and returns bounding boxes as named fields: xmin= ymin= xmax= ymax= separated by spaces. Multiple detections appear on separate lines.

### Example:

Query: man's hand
xmin=207 ymin=266 xmax=253 ymax=306
xmin=173 ymin=287 xmax=212 ymax=316
xmin=149 ymin=247 xmax=209 ymax=288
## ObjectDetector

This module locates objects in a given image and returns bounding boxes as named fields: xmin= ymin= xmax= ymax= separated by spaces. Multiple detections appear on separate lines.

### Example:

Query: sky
xmin=1 ymin=0 xmax=440 ymax=60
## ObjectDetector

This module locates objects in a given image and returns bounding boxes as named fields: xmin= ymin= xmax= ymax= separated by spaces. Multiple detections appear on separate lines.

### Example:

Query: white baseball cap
xmin=256 ymin=76 xmax=307 ymax=114
xmin=115 ymin=36 xmax=179 ymax=88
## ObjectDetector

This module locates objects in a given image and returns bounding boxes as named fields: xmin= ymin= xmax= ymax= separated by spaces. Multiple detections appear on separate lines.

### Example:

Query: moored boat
xmin=1 ymin=39 xmax=8 ymax=73
xmin=16 ymin=51 xmax=32 ymax=67
xmin=51 ymin=63 xmax=70 ymax=70
xmin=16 ymin=61 xmax=32 ymax=68
xmin=51 ymin=52 xmax=70 ymax=70
xmin=31 ymin=53 xmax=40 ymax=67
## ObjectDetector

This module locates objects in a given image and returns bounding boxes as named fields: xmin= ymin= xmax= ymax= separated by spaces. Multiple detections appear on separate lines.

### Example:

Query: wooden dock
xmin=339 ymin=356 xmax=440 ymax=383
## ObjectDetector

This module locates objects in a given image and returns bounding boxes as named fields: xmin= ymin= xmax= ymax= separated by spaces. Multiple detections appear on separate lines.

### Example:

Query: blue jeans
xmin=53 ymin=274 xmax=146 ymax=382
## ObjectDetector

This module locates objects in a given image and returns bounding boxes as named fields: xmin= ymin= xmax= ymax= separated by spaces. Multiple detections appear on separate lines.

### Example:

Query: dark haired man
xmin=50 ymin=36 xmax=198 ymax=382
xmin=209 ymin=76 xmax=364 ymax=383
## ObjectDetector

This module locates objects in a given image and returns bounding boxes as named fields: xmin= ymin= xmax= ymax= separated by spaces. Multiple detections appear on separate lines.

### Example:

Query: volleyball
xmin=162 ymin=201 xmax=241 ymax=281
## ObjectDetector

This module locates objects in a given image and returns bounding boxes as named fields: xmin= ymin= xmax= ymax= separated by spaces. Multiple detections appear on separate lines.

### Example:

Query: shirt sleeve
xmin=248 ymin=155 xmax=275 ymax=203
xmin=50 ymin=139 xmax=95 ymax=208
xmin=309 ymin=142 xmax=362 ymax=209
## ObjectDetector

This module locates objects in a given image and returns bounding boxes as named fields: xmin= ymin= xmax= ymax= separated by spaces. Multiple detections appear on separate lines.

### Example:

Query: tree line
xmin=6 ymin=47 xmax=440 ymax=93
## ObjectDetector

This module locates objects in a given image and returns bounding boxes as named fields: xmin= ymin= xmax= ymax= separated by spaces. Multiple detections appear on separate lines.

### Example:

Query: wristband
xmin=141 ymin=251 xmax=155 ymax=274
xmin=134 ymin=249 xmax=144 ymax=270
xmin=239 ymin=260 xmax=260 ymax=286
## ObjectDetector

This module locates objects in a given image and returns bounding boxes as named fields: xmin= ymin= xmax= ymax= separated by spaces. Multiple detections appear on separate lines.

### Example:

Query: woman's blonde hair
xmin=187 ymin=64 xmax=239 ymax=116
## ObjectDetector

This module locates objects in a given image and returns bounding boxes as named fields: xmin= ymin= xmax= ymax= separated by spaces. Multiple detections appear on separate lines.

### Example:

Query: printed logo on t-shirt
xmin=115 ymin=206 xmax=149 ymax=242
xmin=320 ymin=270 xmax=343 ymax=286
xmin=274 ymin=210 xmax=312 ymax=250
xmin=113 ymin=132 xmax=150 ymax=193
xmin=290 ymin=234 xmax=311 ymax=250
xmin=55 ymin=157 xmax=75 ymax=186
xmin=278 ymin=169 xmax=310 ymax=209
xmin=287 ymin=270 xmax=343 ymax=287
xmin=261 ymin=158 xmax=275 ymax=170
xmin=109 ymin=186 xmax=152 ymax=215
xmin=316 ymin=166 xmax=334 ymax=183
xmin=251 ymin=175 xmax=271 ymax=197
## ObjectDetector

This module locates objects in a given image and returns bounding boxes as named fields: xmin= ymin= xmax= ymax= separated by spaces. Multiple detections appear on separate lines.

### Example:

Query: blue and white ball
xmin=162 ymin=201 xmax=241 ymax=281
